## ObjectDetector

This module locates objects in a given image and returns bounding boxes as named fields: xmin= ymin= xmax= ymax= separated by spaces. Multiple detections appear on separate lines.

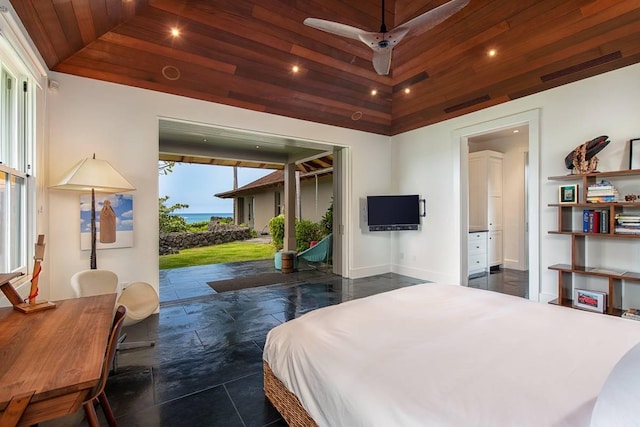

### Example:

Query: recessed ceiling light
xmin=171 ymin=28 xmax=180 ymax=37
xmin=404 ymin=88 xmax=411 ymax=94
xmin=203 ymin=138 xmax=207 ymax=142
xmin=292 ymin=65 xmax=300 ymax=73
xmin=513 ymin=129 xmax=519 ymax=133
xmin=371 ymin=89 xmax=378 ymax=96
xmin=488 ymin=49 xmax=497 ymax=57
xmin=256 ymin=145 xmax=260 ymax=149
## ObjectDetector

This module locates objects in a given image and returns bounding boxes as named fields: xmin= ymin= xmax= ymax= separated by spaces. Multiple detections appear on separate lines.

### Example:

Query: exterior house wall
xmin=232 ymin=174 xmax=332 ymax=236
xmin=300 ymin=175 xmax=333 ymax=223
xmin=253 ymin=190 xmax=277 ymax=235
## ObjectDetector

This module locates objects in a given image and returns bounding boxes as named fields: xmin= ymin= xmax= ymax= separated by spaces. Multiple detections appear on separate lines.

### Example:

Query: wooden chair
xmin=82 ymin=305 xmax=126 ymax=427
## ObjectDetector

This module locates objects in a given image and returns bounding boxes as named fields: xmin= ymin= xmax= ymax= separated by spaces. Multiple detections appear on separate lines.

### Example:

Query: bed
xmin=263 ymin=283 xmax=640 ymax=426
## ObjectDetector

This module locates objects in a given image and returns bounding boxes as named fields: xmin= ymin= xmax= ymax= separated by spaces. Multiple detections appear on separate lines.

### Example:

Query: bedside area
xmin=468 ymin=229 xmax=488 ymax=278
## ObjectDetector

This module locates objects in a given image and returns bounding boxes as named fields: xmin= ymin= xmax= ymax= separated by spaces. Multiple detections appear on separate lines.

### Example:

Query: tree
xmin=159 ymin=161 xmax=175 ymax=175
xmin=159 ymin=196 xmax=189 ymax=233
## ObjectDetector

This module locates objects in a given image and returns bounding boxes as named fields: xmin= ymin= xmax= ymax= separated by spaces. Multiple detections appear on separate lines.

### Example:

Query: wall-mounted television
xmin=367 ymin=194 xmax=422 ymax=231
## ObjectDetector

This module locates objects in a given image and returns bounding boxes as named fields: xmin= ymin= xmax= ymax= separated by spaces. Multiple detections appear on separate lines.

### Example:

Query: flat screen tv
xmin=367 ymin=194 xmax=421 ymax=231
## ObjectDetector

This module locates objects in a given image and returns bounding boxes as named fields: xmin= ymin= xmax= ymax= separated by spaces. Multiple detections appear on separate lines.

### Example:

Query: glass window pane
xmin=1 ymin=69 xmax=16 ymax=168
xmin=9 ymin=174 xmax=24 ymax=270
xmin=0 ymin=172 xmax=5 ymax=270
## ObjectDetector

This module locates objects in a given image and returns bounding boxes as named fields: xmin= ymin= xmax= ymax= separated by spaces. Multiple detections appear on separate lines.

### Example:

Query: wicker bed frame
xmin=263 ymin=361 xmax=318 ymax=427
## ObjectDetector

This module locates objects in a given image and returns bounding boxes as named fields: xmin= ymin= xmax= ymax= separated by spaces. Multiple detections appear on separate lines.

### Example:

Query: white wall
xmin=45 ymin=73 xmax=392 ymax=301
xmin=391 ymin=62 xmax=640 ymax=303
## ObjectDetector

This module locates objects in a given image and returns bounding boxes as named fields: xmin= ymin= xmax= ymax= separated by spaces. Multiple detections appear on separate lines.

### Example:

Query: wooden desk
xmin=0 ymin=294 xmax=116 ymax=426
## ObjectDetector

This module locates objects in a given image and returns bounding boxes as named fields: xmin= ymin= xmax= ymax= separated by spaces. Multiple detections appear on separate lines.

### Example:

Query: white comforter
xmin=263 ymin=283 xmax=640 ymax=427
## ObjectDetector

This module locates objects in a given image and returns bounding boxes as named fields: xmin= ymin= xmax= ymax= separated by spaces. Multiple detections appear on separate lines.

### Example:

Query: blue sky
xmin=159 ymin=163 xmax=272 ymax=213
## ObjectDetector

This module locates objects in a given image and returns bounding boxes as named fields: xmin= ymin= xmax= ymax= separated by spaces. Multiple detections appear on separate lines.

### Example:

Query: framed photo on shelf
xmin=558 ymin=184 xmax=578 ymax=204
xmin=630 ymin=138 xmax=640 ymax=170
xmin=573 ymin=289 xmax=606 ymax=313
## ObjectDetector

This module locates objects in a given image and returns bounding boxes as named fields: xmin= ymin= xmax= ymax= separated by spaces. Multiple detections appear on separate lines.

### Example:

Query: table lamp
xmin=51 ymin=154 xmax=135 ymax=269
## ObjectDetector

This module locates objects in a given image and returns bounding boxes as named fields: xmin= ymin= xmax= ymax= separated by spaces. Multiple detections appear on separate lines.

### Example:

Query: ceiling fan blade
xmin=371 ymin=48 xmax=393 ymax=75
xmin=303 ymin=18 xmax=369 ymax=41
xmin=390 ymin=0 xmax=470 ymax=40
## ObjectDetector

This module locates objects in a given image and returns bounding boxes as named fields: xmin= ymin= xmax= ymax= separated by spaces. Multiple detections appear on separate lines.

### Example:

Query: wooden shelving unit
xmin=548 ymin=170 xmax=640 ymax=316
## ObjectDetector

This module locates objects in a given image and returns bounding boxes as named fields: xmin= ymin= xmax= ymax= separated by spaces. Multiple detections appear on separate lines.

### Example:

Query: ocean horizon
xmin=172 ymin=212 xmax=233 ymax=224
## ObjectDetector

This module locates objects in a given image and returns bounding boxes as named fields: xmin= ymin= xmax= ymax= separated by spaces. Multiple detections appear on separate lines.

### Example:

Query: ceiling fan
xmin=303 ymin=0 xmax=470 ymax=75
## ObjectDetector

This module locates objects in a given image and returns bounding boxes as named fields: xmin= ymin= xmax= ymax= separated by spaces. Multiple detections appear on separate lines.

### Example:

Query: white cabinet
xmin=468 ymin=231 xmax=488 ymax=276
xmin=489 ymin=230 xmax=503 ymax=267
xmin=469 ymin=150 xmax=503 ymax=268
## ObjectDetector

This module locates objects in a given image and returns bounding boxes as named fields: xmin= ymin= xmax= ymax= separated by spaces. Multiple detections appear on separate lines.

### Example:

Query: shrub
xmin=320 ymin=201 xmax=333 ymax=236
xmin=186 ymin=221 xmax=209 ymax=232
xmin=296 ymin=220 xmax=321 ymax=252
xmin=218 ymin=217 xmax=233 ymax=225
xmin=269 ymin=215 xmax=322 ymax=252
xmin=269 ymin=215 xmax=285 ymax=249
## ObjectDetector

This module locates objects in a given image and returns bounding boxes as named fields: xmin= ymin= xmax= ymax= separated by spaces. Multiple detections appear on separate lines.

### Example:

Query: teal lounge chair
xmin=298 ymin=233 xmax=332 ymax=265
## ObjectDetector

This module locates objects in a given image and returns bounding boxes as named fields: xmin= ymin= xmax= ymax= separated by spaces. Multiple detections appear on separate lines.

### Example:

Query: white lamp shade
xmin=51 ymin=157 xmax=135 ymax=193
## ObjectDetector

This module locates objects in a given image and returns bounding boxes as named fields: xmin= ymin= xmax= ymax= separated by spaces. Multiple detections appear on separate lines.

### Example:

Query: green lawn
xmin=159 ymin=241 xmax=277 ymax=269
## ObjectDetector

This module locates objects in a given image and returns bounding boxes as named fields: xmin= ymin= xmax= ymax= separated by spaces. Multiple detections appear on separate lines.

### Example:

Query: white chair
xmin=70 ymin=269 xmax=119 ymax=298
xmin=116 ymin=281 xmax=159 ymax=350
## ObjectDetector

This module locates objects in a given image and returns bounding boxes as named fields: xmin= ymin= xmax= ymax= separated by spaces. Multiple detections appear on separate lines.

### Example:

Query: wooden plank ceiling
xmin=10 ymin=0 xmax=640 ymax=136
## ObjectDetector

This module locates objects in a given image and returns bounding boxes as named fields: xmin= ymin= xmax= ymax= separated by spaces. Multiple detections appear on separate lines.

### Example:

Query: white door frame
xmin=455 ymin=109 xmax=541 ymax=301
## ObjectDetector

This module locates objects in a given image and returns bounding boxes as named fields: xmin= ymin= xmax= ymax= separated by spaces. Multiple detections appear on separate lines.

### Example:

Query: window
xmin=274 ymin=191 xmax=281 ymax=216
xmin=0 ymin=53 xmax=34 ymax=274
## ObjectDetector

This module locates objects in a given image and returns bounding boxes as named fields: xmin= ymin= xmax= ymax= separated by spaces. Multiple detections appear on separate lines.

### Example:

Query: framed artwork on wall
xmin=630 ymin=138 xmax=640 ymax=170
xmin=80 ymin=193 xmax=134 ymax=250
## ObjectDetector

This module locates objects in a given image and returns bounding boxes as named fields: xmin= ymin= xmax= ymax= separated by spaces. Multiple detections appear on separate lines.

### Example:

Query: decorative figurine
xmin=564 ymin=135 xmax=610 ymax=173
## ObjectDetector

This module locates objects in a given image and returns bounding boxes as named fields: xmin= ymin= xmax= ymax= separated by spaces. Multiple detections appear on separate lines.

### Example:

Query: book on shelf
xmin=615 ymin=214 xmax=640 ymax=222
xmin=614 ymin=226 xmax=640 ymax=235
xmin=586 ymin=181 xmax=620 ymax=203
xmin=582 ymin=209 xmax=608 ymax=233
xmin=587 ymin=190 xmax=616 ymax=196
xmin=587 ymin=196 xmax=619 ymax=203
xmin=588 ymin=179 xmax=614 ymax=189
xmin=601 ymin=210 xmax=609 ymax=233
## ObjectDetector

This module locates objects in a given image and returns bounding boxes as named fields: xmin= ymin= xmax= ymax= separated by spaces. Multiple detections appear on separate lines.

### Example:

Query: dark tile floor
xmin=44 ymin=262 xmax=528 ymax=427
xmin=43 ymin=260 xmax=426 ymax=427
xmin=468 ymin=267 xmax=529 ymax=299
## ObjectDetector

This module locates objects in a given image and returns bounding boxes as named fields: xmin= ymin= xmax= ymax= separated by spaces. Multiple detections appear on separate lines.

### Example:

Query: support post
xmin=283 ymin=163 xmax=296 ymax=252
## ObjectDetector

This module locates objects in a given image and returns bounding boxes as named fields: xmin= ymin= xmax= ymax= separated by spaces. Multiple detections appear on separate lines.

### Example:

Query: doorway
xmin=467 ymin=125 xmax=529 ymax=297
xmin=158 ymin=119 xmax=349 ymax=280
xmin=457 ymin=110 xmax=541 ymax=301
